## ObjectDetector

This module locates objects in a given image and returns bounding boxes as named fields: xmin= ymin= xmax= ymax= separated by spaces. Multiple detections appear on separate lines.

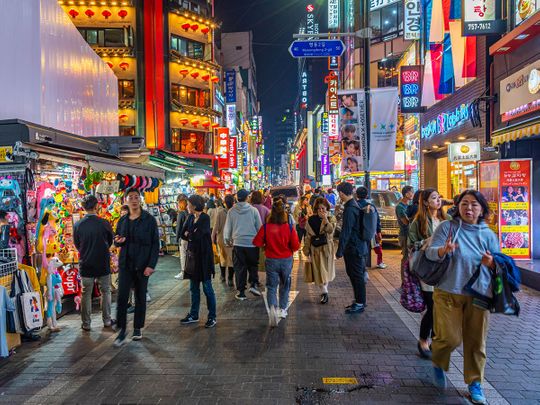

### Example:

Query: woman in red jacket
xmin=253 ymin=200 xmax=300 ymax=327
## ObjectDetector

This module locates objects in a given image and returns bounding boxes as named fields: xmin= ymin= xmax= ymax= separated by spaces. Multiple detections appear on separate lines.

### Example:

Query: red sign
xmin=499 ymin=159 xmax=531 ymax=259
xmin=228 ymin=136 xmax=237 ymax=169
xmin=220 ymin=170 xmax=232 ymax=183
xmin=306 ymin=4 xmax=314 ymax=12
xmin=327 ymin=71 xmax=339 ymax=114
xmin=400 ymin=65 xmax=423 ymax=113
xmin=60 ymin=265 xmax=81 ymax=296
xmin=215 ymin=128 xmax=229 ymax=170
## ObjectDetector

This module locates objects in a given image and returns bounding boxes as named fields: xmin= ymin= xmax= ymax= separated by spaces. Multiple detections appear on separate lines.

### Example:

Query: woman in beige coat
xmin=303 ymin=197 xmax=336 ymax=304
xmin=212 ymin=195 xmax=234 ymax=286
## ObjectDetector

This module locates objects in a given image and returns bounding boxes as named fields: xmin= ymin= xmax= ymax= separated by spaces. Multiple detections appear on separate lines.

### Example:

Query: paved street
xmin=0 ymin=248 xmax=539 ymax=404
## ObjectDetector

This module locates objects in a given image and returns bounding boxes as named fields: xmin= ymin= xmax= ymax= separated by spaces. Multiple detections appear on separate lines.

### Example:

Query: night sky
xmin=215 ymin=0 xmax=327 ymax=166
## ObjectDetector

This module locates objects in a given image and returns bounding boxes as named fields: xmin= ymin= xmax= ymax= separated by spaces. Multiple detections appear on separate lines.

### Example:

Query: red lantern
xmin=102 ymin=10 xmax=111 ymax=19
xmin=191 ymin=119 xmax=200 ymax=126
xmin=85 ymin=9 xmax=95 ymax=18
xmin=211 ymin=76 xmax=220 ymax=83
xmin=180 ymin=118 xmax=189 ymax=125
xmin=201 ymin=74 xmax=210 ymax=81
xmin=118 ymin=9 xmax=128 ymax=19
xmin=212 ymin=123 xmax=219 ymax=128
xmin=181 ymin=23 xmax=191 ymax=31
xmin=201 ymin=27 xmax=210 ymax=34
xmin=190 ymin=24 xmax=199 ymax=31
xmin=202 ymin=121 xmax=210 ymax=128
xmin=119 ymin=62 xmax=129 ymax=71
xmin=179 ymin=69 xmax=189 ymax=76
xmin=119 ymin=114 xmax=128 ymax=122
xmin=106 ymin=62 xmax=114 ymax=69
xmin=68 ymin=9 xmax=79 ymax=18
xmin=190 ymin=72 xmax=199 ymax=79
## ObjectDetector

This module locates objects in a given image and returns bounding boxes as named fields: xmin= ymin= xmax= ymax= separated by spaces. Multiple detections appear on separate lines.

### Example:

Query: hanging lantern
xmin=180 ymin=118 xmax=189 ymax=125
xmin=201 ymin=74 xmax=210 ymax=81
xmin=119 ymin=114 xmax=128 ymax=122
xmin=119 ymin=62 xmax=129 ymax=70
xmin=68 ymin=9 xmax=79 ymax=18
xmin=202 ymin=121 xmax=211 ymax=128
xmin=201 ymin=27 xmax=210 ymax=35
xmin=106 ymin=61 xmax=114 ymax=69
xmin=212 ymin=123 xmax=219 ymax=128
xmin=85 ymin=9 xmax=95 ymax=18
xmin=118 ymin=9 xmax=128 ymax=19
xmin=190 ymin=24 xmax=199 ymax=31
xmin=181 ymin=23 xmax=191 ymax=31
xmin=101 ymin=10 xmax=111 ymax=19
xmin=179 ymin=69 xmax=189 ymax=76
xmin=211 ymin=76 xmax=220 ymax=83
xmin=190 ymin=71 xmax=200 ymax=79
xmin=191 ymin=119 xmax=200 ymax=126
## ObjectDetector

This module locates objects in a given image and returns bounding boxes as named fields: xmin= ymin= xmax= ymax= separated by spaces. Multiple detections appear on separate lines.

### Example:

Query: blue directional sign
xmin=288 ymin=40 xmax=346 ymax=58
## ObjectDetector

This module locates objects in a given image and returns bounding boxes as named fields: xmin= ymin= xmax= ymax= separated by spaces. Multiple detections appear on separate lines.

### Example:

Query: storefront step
xmin=518 ymin=260 xmax=540 ymax=291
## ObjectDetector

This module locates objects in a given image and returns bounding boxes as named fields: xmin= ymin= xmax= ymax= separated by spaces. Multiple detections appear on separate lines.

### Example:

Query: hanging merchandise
xmin=0 ymin=285 xmax=15 ymax=358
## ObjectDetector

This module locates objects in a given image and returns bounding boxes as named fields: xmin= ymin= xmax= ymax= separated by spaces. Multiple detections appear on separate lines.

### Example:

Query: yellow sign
xmin=322 ymin=377 xmax=358 ymax=385
xmin=0 ymin=147 xmax=13 ymax=162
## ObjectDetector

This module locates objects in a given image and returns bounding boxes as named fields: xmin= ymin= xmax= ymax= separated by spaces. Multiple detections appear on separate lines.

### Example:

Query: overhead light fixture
xmin=516 ymin=34 xmax=529 ymax=40
xmin=444 ymin=141 xmax=451 ymax=145
xmin=432 ymin=145 xmax=439 ymax=149
xmin=458 ymin=136 xmax=466 ymax=140
xmin=497 ymin=47 xmax=511 ymax=52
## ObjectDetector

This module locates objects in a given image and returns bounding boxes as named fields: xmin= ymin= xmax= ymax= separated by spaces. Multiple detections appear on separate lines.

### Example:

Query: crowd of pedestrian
xmin=71 ymin=181 xmax=504 ymax=405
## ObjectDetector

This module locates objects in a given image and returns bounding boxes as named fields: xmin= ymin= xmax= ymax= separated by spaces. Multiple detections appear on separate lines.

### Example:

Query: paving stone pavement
xmin=0 ymin=248 xmax=538 ymax=404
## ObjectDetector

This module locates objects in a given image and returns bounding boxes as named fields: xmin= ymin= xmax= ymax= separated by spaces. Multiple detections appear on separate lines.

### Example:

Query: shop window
xmin=119 ymin=126 xmax=136 ymax=136
xmin=170 ymin=34 xmax=205 ymax=60
xmin=118 ymin=80 xmax=135 ymax=99
xmin=77 ymin=27 xmax=133 ymax=47
xmin=377 ymin=58 xmax=399 ymax=87
xmin=370 ymin=3 xmax=403 ymax=43
xmin=171 ymin=83 xmax=210 ymax=108
xmin=171 ymin=129 xmax=212 ymax=155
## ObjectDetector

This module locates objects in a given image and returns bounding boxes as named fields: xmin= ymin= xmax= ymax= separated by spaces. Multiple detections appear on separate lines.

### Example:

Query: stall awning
xmin=87 ymin=156 xmax=164 ymax=179
xmin=491 ymin=120 xmax=540 ymax=146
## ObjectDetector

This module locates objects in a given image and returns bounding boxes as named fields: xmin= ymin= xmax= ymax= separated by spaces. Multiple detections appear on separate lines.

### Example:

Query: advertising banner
xmin=225 ymin=70 xmax=236 ymax=103
xmin=369 ymin=87 xmax=398 ymax=171
xmin=337 ymin=89 xmax=366 ymax=174
xmin=327 ymin=71 xmax=339 ymax=114
xmin=216 ymin=128 xmax=229 ymax=170
xmin=328 ymin=0 xmax=340 ymax=29
xmin=462 ymin=0 xmax=505 ymax=35
xmin=515 ymin=0 xmax=538 ymax=26
xmin=404 ymin=0 xmax=422 ymax=40
xmin=226 ymin=104 xmax=237 ymax=135
xmin=228 ymin=136 xmax=237 ymax=169
xmin=400 ymin=66 xmax=423 ymax=113
xmin=499 ymin=60 xmax=540 ymax=122
xmin=499 ymin=159 xmax=532 ymax=259
xmin=479 ymin=161 xmax=500 ymax=235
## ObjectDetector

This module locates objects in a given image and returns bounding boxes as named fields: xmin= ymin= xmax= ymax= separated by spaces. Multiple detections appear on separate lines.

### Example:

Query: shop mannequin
xmin=46 ymin=256 xmax=64 ymax=332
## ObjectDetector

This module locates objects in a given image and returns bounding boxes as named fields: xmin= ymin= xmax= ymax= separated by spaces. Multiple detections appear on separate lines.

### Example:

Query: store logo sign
xmin=448 ymin=141 xmax=481 ymax=162
xmin=228 ymin=136 xmax=237 ymax=169
xmin=421 ymin=104 xmax=470 ymax=139
xmin=400 ymin=66 xmax=423 ymax=113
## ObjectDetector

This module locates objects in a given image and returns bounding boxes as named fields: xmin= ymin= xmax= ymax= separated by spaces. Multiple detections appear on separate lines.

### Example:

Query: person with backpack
xmin=303 ymin=197 xmax=336 ymax=304
xmin=425 ymin=190 xmax=499 ymax=404
xmin=293 ymin=196 xmax=312 ymax=245
xmin=335 ymin=182 xmax=369 ymax=314
xmin=356 ymin=187 xmax=386 ymax=269
xmin=407 ymin=188 xmax=449 ymax=360
xmin=253 ymin=200 xmax=300 ymax=327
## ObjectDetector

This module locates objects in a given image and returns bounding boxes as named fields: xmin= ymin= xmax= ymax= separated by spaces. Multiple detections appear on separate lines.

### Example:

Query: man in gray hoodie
xmin=224 ymin=189 xmax=263 ymax=300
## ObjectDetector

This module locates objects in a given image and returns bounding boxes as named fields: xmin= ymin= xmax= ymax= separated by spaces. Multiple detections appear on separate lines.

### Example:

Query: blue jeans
xmin=189 ymin=279 xmax=217 ymax=320
xmin=265 ymin=257 xmax=293 ymax=310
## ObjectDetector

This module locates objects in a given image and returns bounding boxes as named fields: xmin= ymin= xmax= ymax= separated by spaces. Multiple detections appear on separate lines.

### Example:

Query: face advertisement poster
xmin=478 ymin=161 xmax=499 ymax=235
xmin=337 ymin=90 xmax=366 ymax=175
xmin=499 ymin=159 xmax=532 ymax=259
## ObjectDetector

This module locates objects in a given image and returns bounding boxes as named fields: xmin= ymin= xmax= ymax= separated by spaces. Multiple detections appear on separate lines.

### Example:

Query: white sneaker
xmin=268 ymin=306 xmax=278 ymax=327
xmin=278 ymin=309 xmax=288 ymax=319
xmin=249 ymin=286 xmax=262 ymax=297
xmin=376 ymin=263 xmax=387 ymax=269
xmin=146 ymin=292 xmax=152 ymax=302
xmin=174 ymin=272 xmax=184 ymax=280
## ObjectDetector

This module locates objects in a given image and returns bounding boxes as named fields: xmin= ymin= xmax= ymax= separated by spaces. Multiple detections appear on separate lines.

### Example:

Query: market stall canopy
xmin=491 ymin=119 xmax=540 ymax=146
xmin=87 ymin=156 xmax=164 ymax=179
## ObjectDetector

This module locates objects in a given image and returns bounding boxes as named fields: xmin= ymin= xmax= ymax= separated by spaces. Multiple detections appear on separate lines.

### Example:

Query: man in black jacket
xmin=113 ymin=189 xmax=160 ymax=346
xmin=74 ymin=195 xmax=114 ymax=331
xmin=336 ymin=182 xmax=368 ymax=314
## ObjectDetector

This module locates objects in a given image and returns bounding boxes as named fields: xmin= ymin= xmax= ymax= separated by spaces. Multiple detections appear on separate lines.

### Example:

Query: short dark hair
xmin=356 ymin=186 xmax=368 ymax=200
xmin=224 ymin=195 xmax=235 ymax=209
xmin=313 ymin=197 xmax=330 ymax=212
xmin=82 ymin=195 xmax=99 ymax=211
xmin=177 ymin=194 xmax=188 ymax=202
xmin=0 ymin=210 xmax=7 ymax=220
xmin=250 ymin=191 xmax=264 ymax=205
xmin=126 ymin=188 xmax=141 ymax=197
xmin=402 ymin=186 xmax=414 ymax=197
xmin=337 ymin=182 xmax=354 ymax=196
xmin=412 ymin=190 xmax=422 ymax=205
xmin=453 ymin=190 xmax=491 ymax=222
xmin=188 ymin=194 xmax=206 ymax=212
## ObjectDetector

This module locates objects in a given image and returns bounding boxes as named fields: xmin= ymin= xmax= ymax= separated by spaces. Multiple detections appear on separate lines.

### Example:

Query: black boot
xmin=227 ymin=267 xmax=234 ymax=287
xmin=220 ymin=266 xmax=226 ymax=282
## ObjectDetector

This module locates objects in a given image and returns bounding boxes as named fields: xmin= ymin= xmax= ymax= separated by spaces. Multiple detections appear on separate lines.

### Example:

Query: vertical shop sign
xmin=400 ymin=66 xmax=423 ymax=113
xmin=327 ymin=71 xmax=339 ymax=114
xmin=321 ymin=154 xmax=330 ymax=175
xmin=338 ymin=89 xmax=366 ymax=174
xmin=479 ymin=161 xmax=500 ymax=235
xmin=462 ymin=0 xmax=505 ymax=35
xmin=228 ymin=136 xmax=237 ymax=169
xmin=404 ymin=0 xmax=421 ymax=40
xmin=499 ymin=159 xmax=532 ymax=259
xmin=328 ymin=0 xmax=340 ymax=29
xmin=216 ymin=128 xmax=229 ymax=169
xmin=328 ymin=56 xmax=340 ymax=70
xmin=328 ymin=113 xmax=339 ymax=140
xmin=226 ymin=104 xmax=237 ymax=135
xmin=321 ymin=112 xmax=329 ymax=134
xmin=225 ymin=70 xmax=236 ymax=103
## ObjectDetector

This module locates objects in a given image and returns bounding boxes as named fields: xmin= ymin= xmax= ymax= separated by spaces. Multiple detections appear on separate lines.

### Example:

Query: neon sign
xmin=421 ymin=104 xmax=470 ymax=139
xmin=400 ymin=66 xmax=423 ymax=113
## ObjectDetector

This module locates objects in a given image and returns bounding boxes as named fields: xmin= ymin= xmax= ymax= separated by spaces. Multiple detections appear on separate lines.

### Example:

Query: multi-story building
xmin=58 ymin=0 xmax=222 ymax=167
xmin=273 ymin=109 xmax=296 ymax=179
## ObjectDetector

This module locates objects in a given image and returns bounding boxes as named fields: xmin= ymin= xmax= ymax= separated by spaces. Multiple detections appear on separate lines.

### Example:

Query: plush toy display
xmin=45 ymin=256 xmax=64 ymax=332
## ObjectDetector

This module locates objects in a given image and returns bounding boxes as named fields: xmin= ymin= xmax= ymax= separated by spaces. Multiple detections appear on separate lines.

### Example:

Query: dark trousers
xmin=190 ymin=279 xmax=217 ymax=320
xmin=420 ymin=290 xmax=434 ymax=340
xmin=117 ymin=267 xmax=149 ymax=331
xmin=233 ymin=246 xmax=259 ymax=292
xmin=296 ymin=226 xmax=306 ymax=243
xmin=343 ymin=252 xmax=367 ymax=305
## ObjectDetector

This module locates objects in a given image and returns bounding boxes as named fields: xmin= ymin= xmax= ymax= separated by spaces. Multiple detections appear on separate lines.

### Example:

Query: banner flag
xmin=369 ymin=88 xmax=398 ymax=171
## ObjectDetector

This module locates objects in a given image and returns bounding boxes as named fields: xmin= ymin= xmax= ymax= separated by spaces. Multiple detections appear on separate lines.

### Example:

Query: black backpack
xmin=359 ymin=203 xmax=377 ymax=242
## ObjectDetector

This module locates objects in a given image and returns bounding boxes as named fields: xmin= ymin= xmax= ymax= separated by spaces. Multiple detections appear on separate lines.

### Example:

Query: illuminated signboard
xmin=327 ymin=71 xmax=339 ymax=114
xmin=370 ymin=0 xmax=399 ymax=11
xmin=404 ymin=0 xmax=421 ymax=40
xmin=329 ymin=113 xmax=339 ymax=140
xmin=400 ymin=66 xmax=423 ymax=113
xmin=463 ymin=0 xmax=505 ymax=35
xmin=301 ymin=71 xmax=309 ymax=108
xmin=321 ymin=112 xmax=329 ymax=134
xmin=321 ymin=154 xmax=330 ymax=175
xmin=421 ymin=104 xmax=470 ymax=139
xmin=328 ymin=0 xmax=340 ymax=29
xmin=515 ymin=0 xmax=538 ymax=26
xmin=228 ymin=136 xmax=237 ymax=169
xmin=216 ymin=128 xmax=229 ymax=169
xmin=226 ymin=104 xmax=237 ymax=135
xmin=225 ymin=70 xmax=236 ymax=103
